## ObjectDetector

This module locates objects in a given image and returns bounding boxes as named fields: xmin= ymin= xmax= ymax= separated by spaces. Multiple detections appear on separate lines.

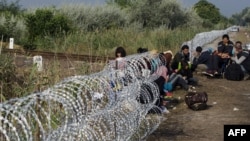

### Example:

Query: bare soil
xmin=146 ymin=75 xmax=250 ymax=141
xmin=146 ymin=28 xmax=250 ymax=141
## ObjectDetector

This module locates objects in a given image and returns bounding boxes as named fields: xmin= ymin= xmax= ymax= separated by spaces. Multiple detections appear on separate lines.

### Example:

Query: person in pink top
xmin=115 ymin=46 xmax=127 ymax=70
xmin=155 ymin=65 xmax=169 ymax=82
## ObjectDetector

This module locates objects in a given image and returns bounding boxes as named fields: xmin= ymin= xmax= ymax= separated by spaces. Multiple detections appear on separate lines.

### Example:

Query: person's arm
xmin=192 ymin=57 xmax=198 ymax=65
xmin=232 ymin=56 xmax=246 ymax=64
xmin=231 ymin=56 xmax=236 ymax=61
xmin=197 ymin=52 xmax=208 ymax=64
xmin=171 ymin=53 xmax=179 ymax=70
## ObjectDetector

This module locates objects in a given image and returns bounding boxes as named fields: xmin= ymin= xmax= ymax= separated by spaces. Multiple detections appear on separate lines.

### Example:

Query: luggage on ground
xmin=224 ymin=63 xmax=244 ymax=81
xmin=185 ymin=91 xmax=208 ymax=111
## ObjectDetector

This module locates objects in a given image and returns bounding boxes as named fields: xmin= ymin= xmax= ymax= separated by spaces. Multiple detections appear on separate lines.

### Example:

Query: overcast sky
xmin=18 ymin=0 xmax=250 ymax=17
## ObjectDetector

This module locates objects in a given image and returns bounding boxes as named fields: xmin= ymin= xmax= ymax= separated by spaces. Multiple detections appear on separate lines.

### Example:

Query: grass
xmin=0 ymin=23 xmax=211 ymax=101
xmin=32 ymin=26 xmax=209 ymax=57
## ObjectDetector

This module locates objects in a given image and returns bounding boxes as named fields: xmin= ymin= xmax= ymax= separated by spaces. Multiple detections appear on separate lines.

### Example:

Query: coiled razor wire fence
xmin=0 ymin=51 xmax=166 ymax=141
xmin=0 ymin=28 xmax=234 ymax=141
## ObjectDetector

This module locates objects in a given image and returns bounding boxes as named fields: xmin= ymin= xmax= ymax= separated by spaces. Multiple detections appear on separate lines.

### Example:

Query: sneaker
xmin=160 ymin=106 xmax=170 ymax=114
xmin=244 ymin=74 xmax=250 ymax=80
xmin=214 ymin=71 xmax=222 ymax=77
xmin=188 ymin=86 xmax=196 ymax=92
xmin=166 ymin=92 xmax=173 ymax=97
xmin=164 ymin=92 xmax=173 ymax=99
xmin=202 ymin=71 xmax=214 ymax=77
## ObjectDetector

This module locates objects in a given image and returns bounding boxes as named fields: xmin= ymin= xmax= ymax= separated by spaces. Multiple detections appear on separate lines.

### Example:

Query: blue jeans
xmin=169 ymin=73 xmax=189 ymax=90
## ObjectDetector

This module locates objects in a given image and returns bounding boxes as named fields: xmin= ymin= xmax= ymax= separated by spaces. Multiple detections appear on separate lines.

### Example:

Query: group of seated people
xmin=124 ymin=45 xmax=199 ymax=113
xmin=193 ymin=34 xmax=250 ymax=80
xmin=112 ymin=33 xmax=250 ymax=114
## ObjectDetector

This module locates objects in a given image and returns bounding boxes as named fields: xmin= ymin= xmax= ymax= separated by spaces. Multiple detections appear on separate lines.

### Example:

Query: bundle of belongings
xmin=185 ymin=91 xmax=208 ymax=111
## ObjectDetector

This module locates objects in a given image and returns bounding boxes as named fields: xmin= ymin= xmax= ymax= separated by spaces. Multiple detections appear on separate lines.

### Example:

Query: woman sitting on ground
xmin=162 ymin=51 xmax=192 ymax=92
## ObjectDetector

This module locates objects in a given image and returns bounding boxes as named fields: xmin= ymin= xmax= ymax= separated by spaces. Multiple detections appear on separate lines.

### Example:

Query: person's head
xmin=137 ymin=47 xmax=148 ymax=53
xmin=115 ymin=46 xmax=126 ymax=58
xmin=222 ymin=34 xmax=230 ymax=44
xmin=196 ymin=46 xmax=202 ymax=53
xmin=181 ymin=45 xmax=189 ymax=55
xmin=159 ymin=52 xmax=166 ymax=65
xmin=235 ymin=41 xmax=243 ymax=52
xmin=163 ymin=50 xmax=173 ymax=66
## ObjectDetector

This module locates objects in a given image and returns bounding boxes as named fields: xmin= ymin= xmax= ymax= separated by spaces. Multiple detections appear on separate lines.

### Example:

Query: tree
xmin=239 ymin=7 xmax=250 ymax=26
xmin=107 ymin=0 xmax=133 ymax=8
xmin=0 ymin=0 xmax=23 ymax=16
xmin=24 ymin=8 xmax=72 ymax=49
xmin=129 ymin=0 xmax=188 ymax=29
xmin=193 ymin=0 xmax=221 ymax=26
xmin=231 ymin=7 xmax=250 ymax=26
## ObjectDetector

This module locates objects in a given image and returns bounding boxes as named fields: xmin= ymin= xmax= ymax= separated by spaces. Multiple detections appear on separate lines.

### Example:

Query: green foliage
xmin=24 ymin=8 xmax=72 ymax=50
xmin=0 ymin=0 xmax=23 ymax=16
xmin=107 ymin=0 xmax=133 ymax=8
xmin=0 ymin=54 xmax=37 ymax=101
xmin=0 ymin=1 xmax=215 ymax=102
xmin=0 ymin=54 xmax=16 ymax=101
xmin=231 ymin=7 xmax=250 ymax=26
xmin=193 ymin=0 xmax=221 ymax=26
xmin=0 ymin=13 xmax=18 ymax=42
xmin=0 ymin=0 xmax=25 ymax=43
xmin=184 ymin=9 xmax=203 ymax=28
xmin=59 ymin=25 xmax=207 ymax=57
xmin=59 ymin=4 xmax=127 ymax=32
xmin=128 ymin=0 xmax=188 ymax=29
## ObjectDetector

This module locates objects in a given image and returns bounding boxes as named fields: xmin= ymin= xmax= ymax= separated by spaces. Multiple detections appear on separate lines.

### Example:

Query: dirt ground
xmin=146 ymin=28 xmax=250 ymax=141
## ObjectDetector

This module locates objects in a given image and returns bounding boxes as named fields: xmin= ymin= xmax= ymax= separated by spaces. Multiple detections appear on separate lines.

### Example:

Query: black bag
xmin=224 ymin=63 xmax=244 ymax=81
xmin=185 ymin=91 xmax=208 ymax=111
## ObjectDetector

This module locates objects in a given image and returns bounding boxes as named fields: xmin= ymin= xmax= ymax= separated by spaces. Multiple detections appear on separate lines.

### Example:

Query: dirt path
xmin=146 ymin=28 xmax=250 ymax=141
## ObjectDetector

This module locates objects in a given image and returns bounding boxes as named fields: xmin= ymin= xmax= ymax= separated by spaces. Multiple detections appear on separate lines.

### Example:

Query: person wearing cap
xmin=192 ymin=46 xmax=212 ymax=73
xmin=230 ymin=41 xmax=250 ymax=80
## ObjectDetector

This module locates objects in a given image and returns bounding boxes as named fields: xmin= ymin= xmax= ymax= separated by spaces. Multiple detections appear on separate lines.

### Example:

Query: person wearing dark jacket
xmin=205 ymin=34 xmax=234 ymax=76
xmin=163 ymin=51 xmax=190 ymax=91
xmin=171 ymin=45 xmax=198 ymax=86
xmin=171 ymin=45 xmax=190 ymax=71
xmin=192 ymin=46 xmax=213 ymax=73
xmin=230 ymin=41 xmax=250 ymax=80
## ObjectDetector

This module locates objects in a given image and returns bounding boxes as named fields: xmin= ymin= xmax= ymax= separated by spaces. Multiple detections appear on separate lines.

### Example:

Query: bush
xmin=0 ymin=54 xmax=20 ymax=100
xmin=59 ymin=4 xmax=127 ymax=31
xmin=0 ymin=13 xmax=25 ymax=43
xmin=128 ymin=0 xmax=188 ymax=29
xmin=24 ymin=8 xmax=72 ymax=49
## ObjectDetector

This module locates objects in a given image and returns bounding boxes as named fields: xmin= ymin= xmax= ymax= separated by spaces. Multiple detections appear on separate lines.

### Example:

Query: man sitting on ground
xmin=230 ymin=41 xmax=250 ymax=80
xmin=203 ymin=34 xmax=234 ymax=77
xmin=171 ymin=45 xmax=198 ymax=86
xmin=192 ymin=46 xmax=212 ymax=73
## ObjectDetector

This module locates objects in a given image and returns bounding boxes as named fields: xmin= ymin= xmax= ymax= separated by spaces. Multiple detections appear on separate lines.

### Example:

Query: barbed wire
xmin=0 ymin=27 xmax=233 ymax=141
xmin=0 ymin=51 xmax=165 ymax=141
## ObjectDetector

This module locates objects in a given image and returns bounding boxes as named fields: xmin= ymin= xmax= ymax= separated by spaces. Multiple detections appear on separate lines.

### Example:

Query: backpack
xmin=224 ymin=63 xmax=244 ymax=81
xmin=185 ymin=91 xmax=208 ymax=111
